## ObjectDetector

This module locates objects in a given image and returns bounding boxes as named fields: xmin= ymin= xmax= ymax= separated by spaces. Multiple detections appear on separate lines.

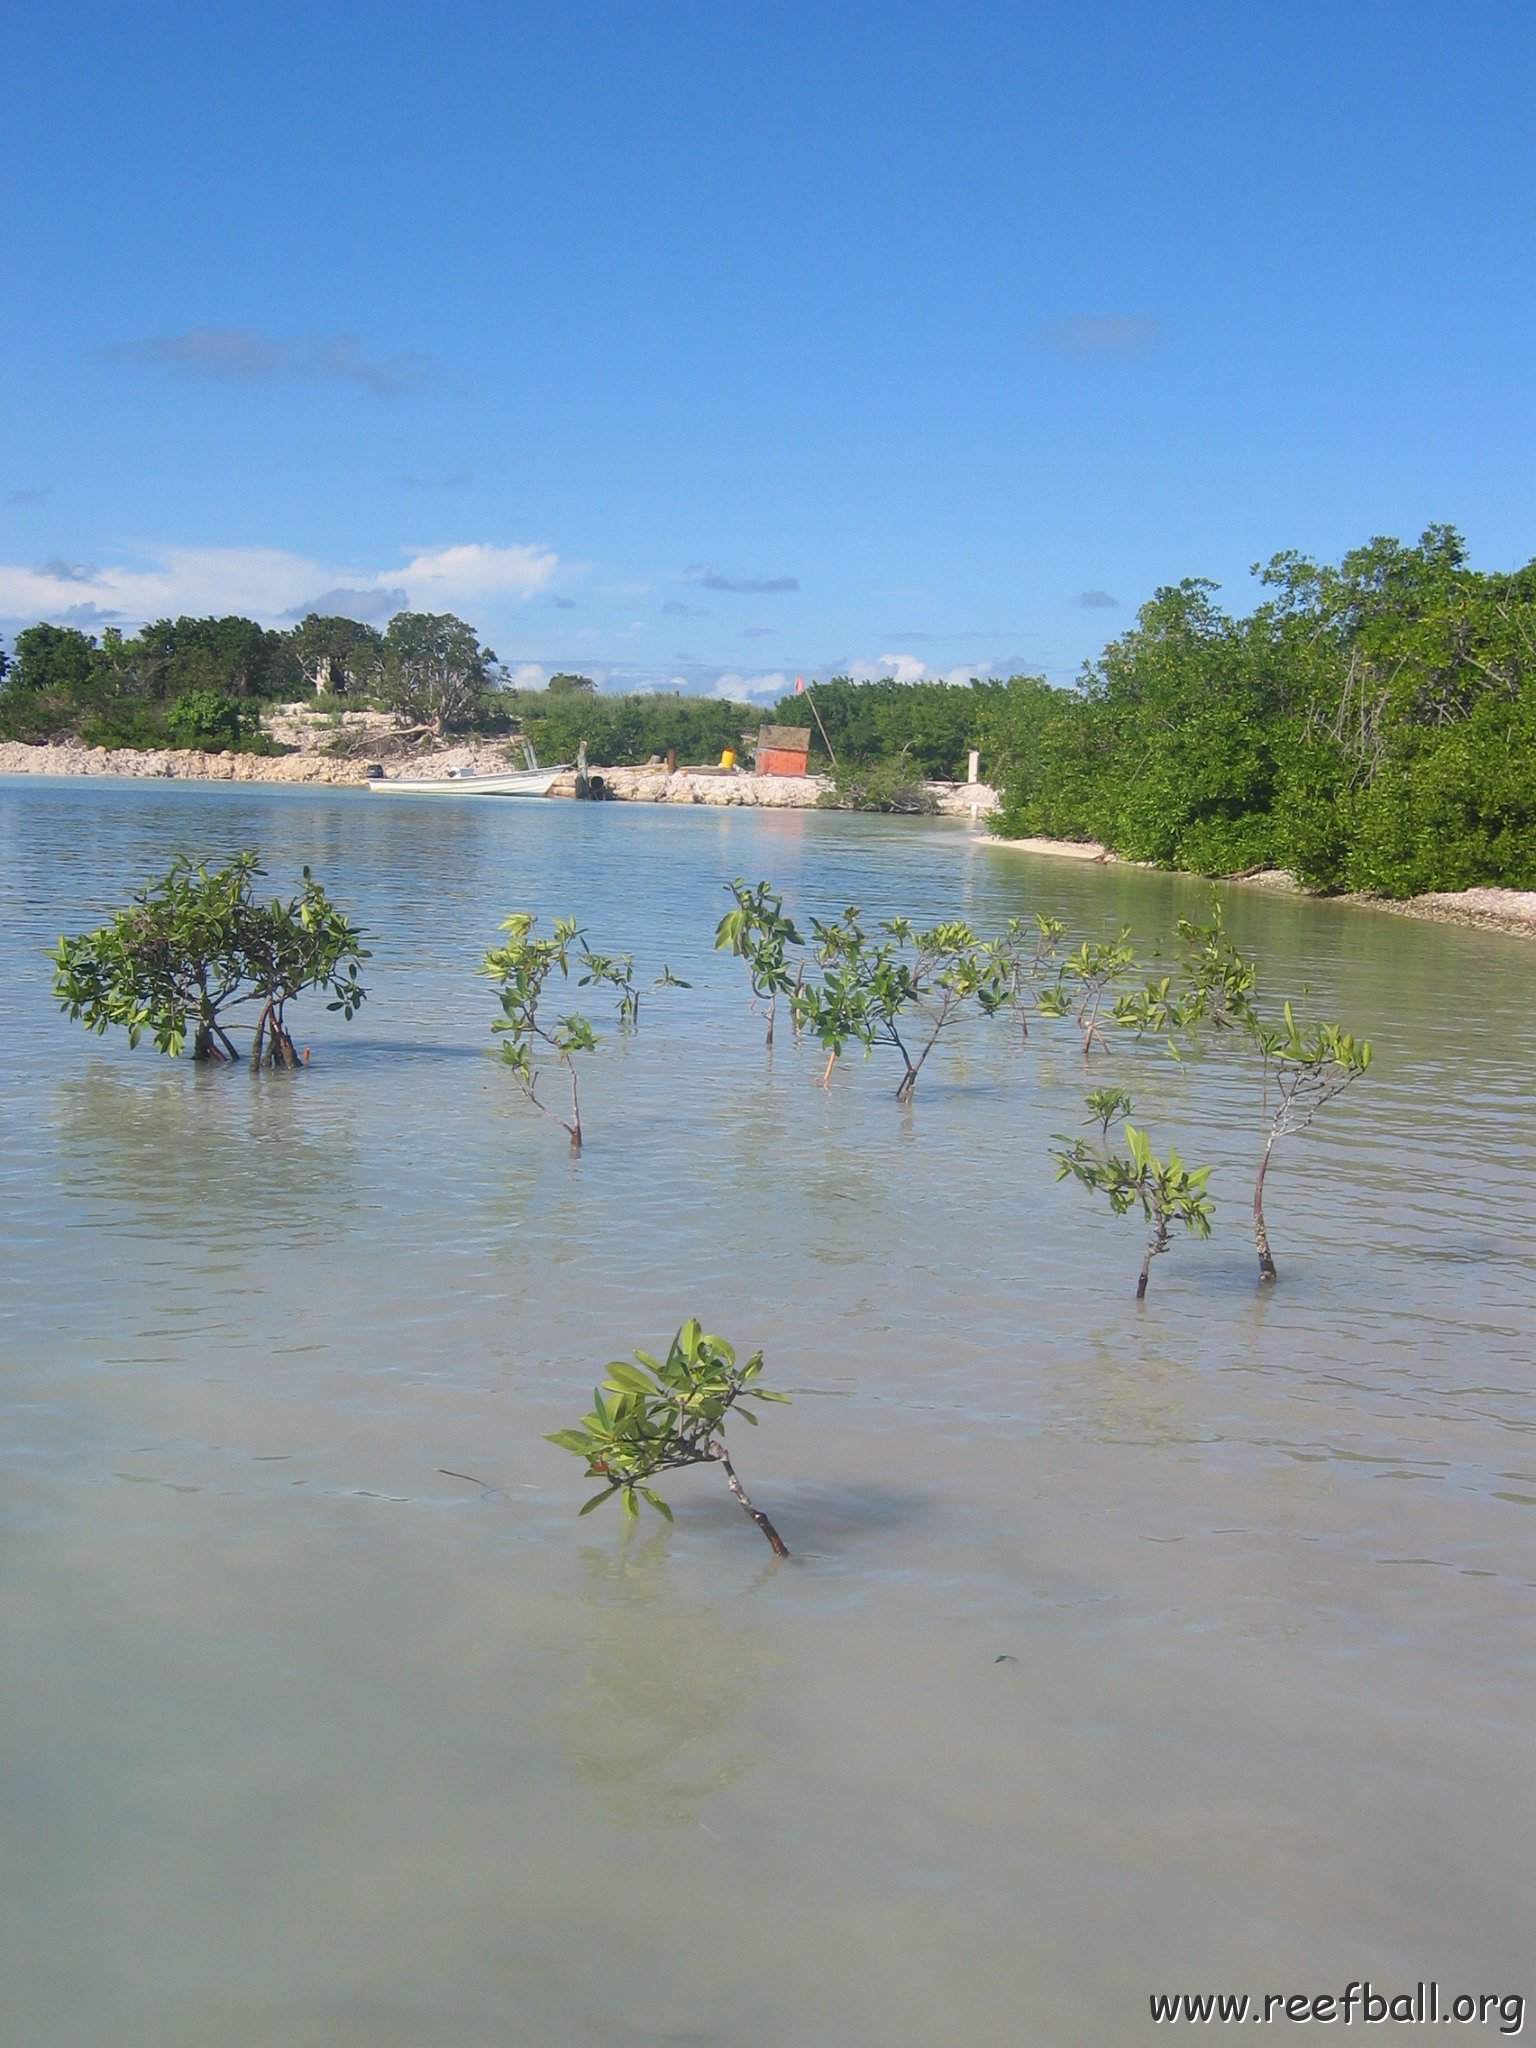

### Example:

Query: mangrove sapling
xmin=1172 ymin=899 xmax=1259 ymax=1034
xmin=1112 ymin=901 xmax=1262 ymax=1054
xmin=482 ymin=914 xmax=599 ymax=1152
xmin=1248 ymin=1003 xmax=1372 ymax=1282
xmin=794 ymin=909 xmax=1011 ymax=1102
xmin=995 ymin=913 xmax=1068 ymax=1038
xmin=546 ymin=1319 xmax=791 ymax=1555
xmin=576 ymin=943 xmax=692 ymax=1029
xmin=714 ymin=878 xmax=804 ymax=1048
xmin=1053 ymin=930 xmax=1137 ymax=1055
xmin=50 ymin=851 xmax=368 ymax=1066
xmin=575 ymin=942 xmax=634 ymax=1021
xmin=1053 ymin=1100 xmax=1214 ymax=1300
xmin=888 ymin=917 xmax=1013 ymax=1100
xmin=240 ymin=868 xmax=370 ymax=1069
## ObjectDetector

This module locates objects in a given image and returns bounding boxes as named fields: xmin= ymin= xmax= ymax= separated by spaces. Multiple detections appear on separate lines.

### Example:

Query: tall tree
xmin=378 ymin=612 xmax=490 ymax=735
xmin=9 ymin=622 xmax=100 ymax=696
xmin=287 ymin=613 xmax=383 ymax=694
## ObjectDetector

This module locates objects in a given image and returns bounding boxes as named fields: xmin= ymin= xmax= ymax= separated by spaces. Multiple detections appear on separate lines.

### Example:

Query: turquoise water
xmin=2 ymin=778 xmax=1532 ymax=2044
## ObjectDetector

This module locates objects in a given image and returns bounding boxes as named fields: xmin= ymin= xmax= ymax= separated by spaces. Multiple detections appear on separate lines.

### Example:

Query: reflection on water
xmin=48 ymin=1066 xmax=364 ymax=1251
xmin=1 ymin=780 xmax=1532 ymax=2044
xmin=564 ymin=1533 xmax=771 ymax=1826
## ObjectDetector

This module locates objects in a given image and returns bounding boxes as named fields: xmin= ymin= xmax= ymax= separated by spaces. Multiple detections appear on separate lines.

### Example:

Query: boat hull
xmin=368 ymin=770 xmax=562 ymax=797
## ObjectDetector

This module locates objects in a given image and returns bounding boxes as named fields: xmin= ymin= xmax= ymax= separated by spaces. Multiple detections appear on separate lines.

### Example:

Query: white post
xmin=967 ymin=749 xmax=980 ymax=784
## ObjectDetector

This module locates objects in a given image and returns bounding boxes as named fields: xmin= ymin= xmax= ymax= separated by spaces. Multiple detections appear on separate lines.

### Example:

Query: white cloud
xmin=501 ymin=662 xmax=547 ymax=689
xmin=703 ymin=671 xmax=790 ymax=704
xmin=849 ymin=653 xmax=990 ymax=687
xmin=0 ymin=538 xmax=559 ymax=630
xmin=397 ymin=542 xmax=557 ymax=603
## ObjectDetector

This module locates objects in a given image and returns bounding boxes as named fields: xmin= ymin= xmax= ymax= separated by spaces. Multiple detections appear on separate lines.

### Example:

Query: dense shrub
xmin=503 ymin=690 xmax=757 ymax=767
xmin=985 ymin=529 xmax=1536 ymax=896
xmin=762 ymin=675 xmax=992 ymax=778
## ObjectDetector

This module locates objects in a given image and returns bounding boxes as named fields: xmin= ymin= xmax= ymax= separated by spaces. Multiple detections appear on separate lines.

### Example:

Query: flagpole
xmin=796 ymin=677 xmax=838 ymax=769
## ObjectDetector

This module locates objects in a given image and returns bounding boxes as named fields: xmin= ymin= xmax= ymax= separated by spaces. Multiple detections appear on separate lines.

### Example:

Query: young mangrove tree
xmin=482 ymin=914 xmax=600 ymax=1152
xmin=794 ymin=908 xmax=1010 ymax=1101
xmin=546 ymin=1319 xmax=792 ymax=1555
xmin=1053 ymin=1092 xmax=1215 ymax=1300
xmin=714 ymin=878 xmax=803 ymax=1049
xmin=50 ymin=850 xmax=368 ymax=1067
xmin=1249 ymin=1004 xmax=1372 ymax=1282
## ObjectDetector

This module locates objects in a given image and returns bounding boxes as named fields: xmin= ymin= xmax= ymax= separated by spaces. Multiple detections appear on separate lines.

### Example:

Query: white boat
xmin=368 ymin=740 xmax=565 ymax=797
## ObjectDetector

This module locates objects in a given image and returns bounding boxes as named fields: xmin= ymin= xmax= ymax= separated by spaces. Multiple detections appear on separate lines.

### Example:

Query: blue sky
xmin=2 ymin=0 xmax=1531 ymax=700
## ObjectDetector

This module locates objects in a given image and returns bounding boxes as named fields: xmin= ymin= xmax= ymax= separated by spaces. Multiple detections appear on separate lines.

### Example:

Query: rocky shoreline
xmin=0 ymin=737 xmax=999 ymax=810
xmin=0 ymin=736 xmax=1003 ymax=813
xmin=0 ymin=737 xmax=372 ymax=784
xmin=545 ymin=762 xmax=1000 ymax=816
xmin=2 ymin=736 xmax=1531 ymax=935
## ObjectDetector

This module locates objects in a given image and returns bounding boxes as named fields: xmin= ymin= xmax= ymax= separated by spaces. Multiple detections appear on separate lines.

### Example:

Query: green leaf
xmin=544 ymin=1429 xmax=593 ymax=1455
xmin=579 ymin=1487 xmax=617 ymax=1515
xmin=639 ymin=1487 xmax=674 ymax=1522
xmin=603 ymin=1360 xmax=657 ymax=1397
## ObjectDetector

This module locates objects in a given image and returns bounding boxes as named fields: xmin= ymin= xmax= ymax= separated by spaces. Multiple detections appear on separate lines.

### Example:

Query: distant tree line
xmin=759 ymin=527 xmax=1536 ymax=899
xmin=501 ymin=688 xmax=755 ymax=767
xmin=763 ymin=675 xmax=994 ymax=781
xmin=5 ymin=523 xmax=1530 ymax=894
xmin=0 ymin=609 xmax=526 ymax=751
xmin=0 ymin=609 xmax=764 ymax=764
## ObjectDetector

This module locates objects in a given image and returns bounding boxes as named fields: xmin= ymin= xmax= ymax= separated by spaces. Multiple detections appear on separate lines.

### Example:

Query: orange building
xmin=755 ymin=724 xmax=812 ymax=776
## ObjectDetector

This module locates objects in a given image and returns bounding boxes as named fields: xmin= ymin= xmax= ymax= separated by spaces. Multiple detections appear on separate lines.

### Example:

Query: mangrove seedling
xmin=654 ymin=962 xmax=692 ymax=997
xmin=1113 ymin=903 xmax=1263 ymax=1059
xmin=546 ymin=1319 xmax=791 ymax=1555
xmin=1053 ymin=1102 xmax=1214 ymax=1300
xmin=790 ymin=905 xmax=874 ymax=1085
xmin=1248 ymin=1002 xmax=1372 ymax=1282
xmin=482 ymin=914 xmax=598 ymax=1152
xmin=1110 ymin=972 xmax=1195 ymax=1048
xmin=1173 ymin=898 xmax=1259 ymax=1033
xmin=995 ymin=913 xmax=1068 ymax=1038
xmin=714 ymin=877 xmax=804 ymax=1048
xmin=50 ymin=850 xmax=367 ymax=1066
xmin=1083 ymin=1084 xmax=1134 ymax=1135
xmin=1051 ymin=929 xmax=1136 ymax=1055
xmin=794 ymin=908 xmax=1010 ymax=1102
xmin=576 ymin=943 xmax=691 ymax=1029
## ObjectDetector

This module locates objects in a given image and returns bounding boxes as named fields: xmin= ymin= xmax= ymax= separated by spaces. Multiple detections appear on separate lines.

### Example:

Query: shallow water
xmin=1 ymin=778 xmax=1531 ymax=2045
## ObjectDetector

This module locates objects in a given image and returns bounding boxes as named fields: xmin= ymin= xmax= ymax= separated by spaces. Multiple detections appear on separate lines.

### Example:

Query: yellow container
xmin=720 ymin=748 xmax=736 ymax=770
